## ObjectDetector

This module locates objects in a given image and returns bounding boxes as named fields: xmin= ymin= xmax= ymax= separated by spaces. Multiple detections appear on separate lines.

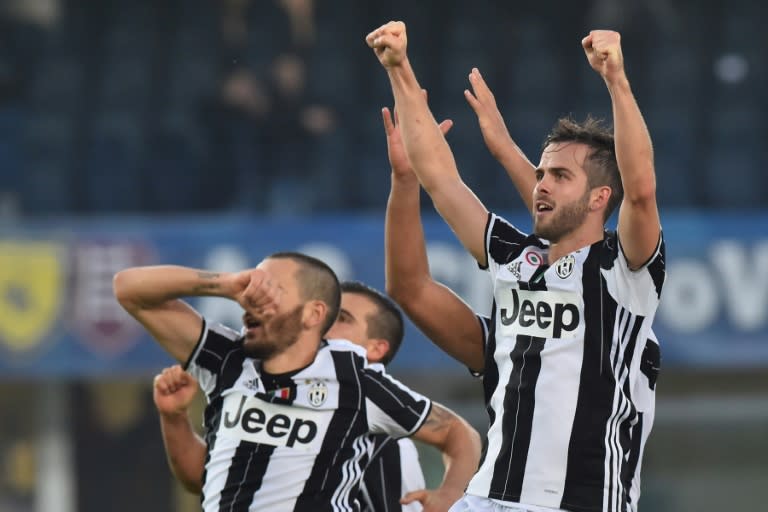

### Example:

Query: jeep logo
xmin=220 ymin=394 xmax=322 ymax=448
xmin=499 ymin=288 xmax=580 ymax=339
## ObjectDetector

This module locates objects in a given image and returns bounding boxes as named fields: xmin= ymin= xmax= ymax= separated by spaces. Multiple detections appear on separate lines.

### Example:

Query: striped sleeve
xmin=362 ymin=367 xmax=432 ymax=439
xmin=608 ymin=231 xmax=666 ymax=315
xmin=184 ymin=320 xmax=242 ymax=395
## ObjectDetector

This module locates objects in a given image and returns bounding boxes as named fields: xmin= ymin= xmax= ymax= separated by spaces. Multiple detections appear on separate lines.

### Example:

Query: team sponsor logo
xmin=68 ymin=241 xmax=152 ymax=357
xmin=219 ymin=394 xmax=326 ymax=450
xmin=307 ymin=380 xmax=328 ymax=407
xmin=498 ymin=288 xmax=581 ymax=339
xmin=0 ymin=241 xmax=63 ymax=358
xmin=555 ymin=254 xmax=576 ymax=279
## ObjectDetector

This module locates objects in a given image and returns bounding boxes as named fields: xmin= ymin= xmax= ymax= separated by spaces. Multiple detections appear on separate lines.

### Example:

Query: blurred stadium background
xmin=0 ymin=0 xmax=765 ymax=510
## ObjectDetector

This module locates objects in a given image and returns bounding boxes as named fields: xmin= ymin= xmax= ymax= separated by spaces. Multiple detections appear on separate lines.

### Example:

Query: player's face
xmin=326 ymin=292 xmax=378 ymax=352
xmin=532 ymin=142 xmax=592 ymax=242
xmin=241 ymin=258 xmax=306 ymax=359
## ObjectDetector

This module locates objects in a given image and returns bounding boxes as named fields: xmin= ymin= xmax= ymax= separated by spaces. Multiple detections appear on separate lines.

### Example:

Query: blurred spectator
xmin=260 ymin=51 xmax=336 ymax=213
xmin=278 ymin=0 xmax=316 ymax=48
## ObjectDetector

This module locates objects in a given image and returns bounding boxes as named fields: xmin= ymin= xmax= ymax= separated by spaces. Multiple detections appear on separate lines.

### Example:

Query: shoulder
xmin=325 ymin=338 xmax=369 ymax=358
xmin=487 ymin=213 xmax=547 ymax=266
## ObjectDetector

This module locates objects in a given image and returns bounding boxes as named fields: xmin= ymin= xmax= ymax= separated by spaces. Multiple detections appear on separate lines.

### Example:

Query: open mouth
xmin=535 ymin=201 xmax=553 ymax=214
xmin=243 ymin=314 xmax=263 ymax=331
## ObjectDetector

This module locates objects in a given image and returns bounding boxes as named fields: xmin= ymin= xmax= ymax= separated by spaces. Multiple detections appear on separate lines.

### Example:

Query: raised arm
xmin=464 ymin=67 xmax=537 ymax=213
xmin=583 ymin=31 xmax=660 ymax=267
xmin=113 ymin=265 xmax=278 ymax=362
xmin=367 ymin=21 xmax=489 ymax=266
xmin=382 ymin=105 xmax=485 ymax=372
xmin=407 ymin=403 xmax=482 ymax=511
xmin=153 ymin=365 xmax=206 ymax=494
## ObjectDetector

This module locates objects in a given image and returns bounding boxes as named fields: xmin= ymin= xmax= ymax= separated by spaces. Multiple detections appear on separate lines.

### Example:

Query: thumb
xmin=400 ymin=489 xmax=428 ymax=505
xmin=438 ymin=119 xmax=453 ymax=136
xmin=582 ymin=34 xmax=593 ymax=51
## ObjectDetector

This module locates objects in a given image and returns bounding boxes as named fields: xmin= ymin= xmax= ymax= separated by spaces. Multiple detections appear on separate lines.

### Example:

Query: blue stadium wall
xmin=1 ymin=212 xmax=766 ymax=377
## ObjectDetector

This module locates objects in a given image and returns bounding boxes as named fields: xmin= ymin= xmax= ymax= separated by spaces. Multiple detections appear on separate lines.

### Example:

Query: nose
xmin=535 ymin=174 xmax=552 ymax=196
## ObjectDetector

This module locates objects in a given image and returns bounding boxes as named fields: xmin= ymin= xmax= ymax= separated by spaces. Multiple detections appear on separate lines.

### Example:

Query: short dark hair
xmin=543 ymin=116 xmax=624 ymax=221
xmin=267 ymin=252 xmax=341 ymax=335
xmin=340 ymin=281 xmax=404 ymax=365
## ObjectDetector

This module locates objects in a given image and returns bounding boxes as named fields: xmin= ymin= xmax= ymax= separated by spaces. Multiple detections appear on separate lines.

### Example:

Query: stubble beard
xmin=242 ymin=305 xmax=304 ymax=360
xmin=533 ymin=191 xmax=591 ymax=243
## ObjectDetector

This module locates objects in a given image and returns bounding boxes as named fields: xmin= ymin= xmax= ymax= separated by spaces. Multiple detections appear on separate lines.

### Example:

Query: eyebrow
xmin=339 ymin=308 xmax=355 ymax=320
xmin=536 ymin=166 xmax=575 ymax=175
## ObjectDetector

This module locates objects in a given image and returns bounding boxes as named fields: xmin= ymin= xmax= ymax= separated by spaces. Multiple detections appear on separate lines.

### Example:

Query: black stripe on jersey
xmin=624 ymin=412 xmax=643 ymax=511
xmin=647 ymin=238 xmax=666 ymax=298
xmin=215 ymin=350 xmax=246 ymax=397
xmin=217 ymin=442 xmax=275 ymax=511
xmin=488 ymin=335 xmax=545 ymax=500
xmin=478 ymin=301 xmax=499 ymax=470
xmin=183 ymin=318 xmax=208 ymax=370
xmin=362 ymin=371 xmax=429 ymax=432
xmin=561 ymin=246 xmax=618 ymax=512
xmin=640 ymin=340 xmax=661 ymax=390
xmin=294 ymin=349 xmax=367 ymax=512
xmin=360 ymin=435 xmax=402 ymax=512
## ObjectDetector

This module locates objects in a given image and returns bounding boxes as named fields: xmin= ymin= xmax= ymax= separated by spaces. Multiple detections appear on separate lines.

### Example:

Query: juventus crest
xmin=307 ymin=380 xmax=328 ymax=407
xmin=555 ymin=254 xmax=576 ymax=279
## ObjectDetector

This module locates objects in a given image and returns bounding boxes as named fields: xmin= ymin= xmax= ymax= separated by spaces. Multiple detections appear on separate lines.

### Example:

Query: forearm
xmin=436 ymin=418 xmax=482 ymax=500
xmin=607 ymin=77 xmax=656 ymax=201
xmin=496 ymin=143 xmax=537 ymax=213
xmin=386 ymin=61 xmax=461 ymax=193
xmin=114 ymin=265 xmax=235 ymax=310
xmin=385 ymin=172 xmax=429 ymax=300
xmin=159 ymin=412 xmax=206 ymax=493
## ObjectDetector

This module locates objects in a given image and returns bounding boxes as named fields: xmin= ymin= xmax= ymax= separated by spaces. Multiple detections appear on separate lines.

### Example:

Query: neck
xmin=261 ymin=334 xmax=321 ymax=374
xmin=546 ymin=224 xmax=605 ymax=264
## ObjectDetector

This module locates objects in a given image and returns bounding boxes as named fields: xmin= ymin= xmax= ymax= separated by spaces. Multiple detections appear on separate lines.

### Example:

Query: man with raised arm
xmin=114 ymin=253 xmax=480 ymax=512
xmin=151 ymin=279 xmax=482 ymax=512
xmin=370 ymin=22 xmax=665 ymax=512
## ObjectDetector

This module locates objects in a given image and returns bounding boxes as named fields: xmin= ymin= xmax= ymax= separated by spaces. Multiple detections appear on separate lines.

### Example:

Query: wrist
xmin=605 ymin=74 xmax=631 ymax=95
xmin=158 ymin=408 xmax=190 ymax=422
xmin=391 ymin=170 xmax=419 ymax=185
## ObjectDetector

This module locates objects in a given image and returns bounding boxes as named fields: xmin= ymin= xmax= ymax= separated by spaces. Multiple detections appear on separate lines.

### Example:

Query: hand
xmin=464 ymin=68 xmax=514 ymax=160
xmin=366 ymin=21 xmax=408 ymax=68
xmin=382 ymin=90 xmax=453 ymax=178
xmin=153 ymin=365 xmax=199 ymax=417
xmin=234 ymin=269 xmax=281 ymax=319
xmin=582 ymin=30 xmax=625 ymax=84
xmin=401 ymin=487 xmax=462 ymax=512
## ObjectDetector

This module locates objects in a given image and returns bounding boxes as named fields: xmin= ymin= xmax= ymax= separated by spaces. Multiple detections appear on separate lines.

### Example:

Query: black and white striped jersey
xmin=185 ymin=321 xmax=432 ymax=512
xmin=360 ymin=434 xmax=425 ymax=512
xmin=466 ymin=213 xmax=665 ymax=512
xmin=360 ymin=362 xmax=426 ymax=512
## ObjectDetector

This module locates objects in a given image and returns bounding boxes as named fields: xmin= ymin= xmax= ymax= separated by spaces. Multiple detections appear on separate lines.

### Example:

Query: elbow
xmin=180 ymin=478 xmax=203 ymax=495
xmin=385 ymin=278 xmax=424 ymax=316
xmin=112 ymin=268 xmax=139 ymax=310
xmin=622 ymin=176 xmax=656 ymax=206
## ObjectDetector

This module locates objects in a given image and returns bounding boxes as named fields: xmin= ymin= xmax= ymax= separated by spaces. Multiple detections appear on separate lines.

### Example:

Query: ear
xmin=302 ymin=300 xmax=328 ymax=331
xmin=365 ymin=338 xmax=391 ymax=364
xmin=590 ymin=185 xmax=611 ymax=211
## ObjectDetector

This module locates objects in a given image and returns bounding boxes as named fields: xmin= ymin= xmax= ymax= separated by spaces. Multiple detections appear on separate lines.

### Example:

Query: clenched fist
xmin=366 ymin=21 xmax=408 ymax=68
xmin=582 ymin=30 xmax=625 ymax=84
xmin=153 ymin=365 xmax=199 ymax=417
